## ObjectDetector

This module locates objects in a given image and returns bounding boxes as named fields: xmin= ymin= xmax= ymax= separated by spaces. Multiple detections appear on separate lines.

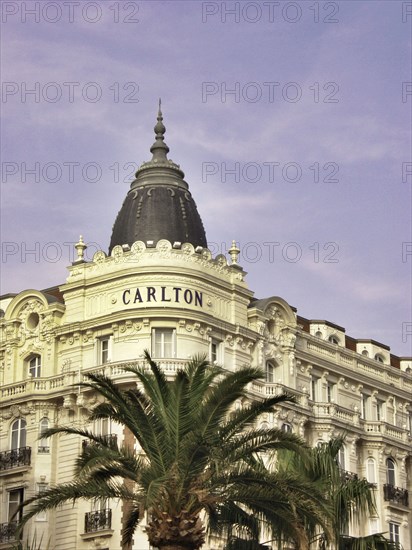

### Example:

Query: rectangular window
xmin=210 ymin=339 xmax=221 ymax=364
xmin=361 ymin=394 xmax=369 ymax=420
xmin=338 ymin=447 xmax=346 ymax=471
xmin=29 ymin=356 xmax=41 ymax=378
xmin=389 ymin=522 xmax=400 ymax=544
xmin=367 ymin=459 xmax=376 ymax=484
xmin=266 ymin=362 xmax=275 ymax=383
xmin=327 ymin=382 xmax=335 ymax=403
xmin=311 ymin=377 xmax=319 ymax=401
xmin=376 ymin=400 xmax=383 ymax=422
xmin=94 ymin=417 xmax=110 ymax=437
xmin=8 ymin=488 xmax=24 ymax=522
xmin=92 ymin=497 xmax=108 ymax=512
xmin=152 ymin=328 xmax=175 ymax=359
xmin=99 ymin=337 xmax=111 ymax=365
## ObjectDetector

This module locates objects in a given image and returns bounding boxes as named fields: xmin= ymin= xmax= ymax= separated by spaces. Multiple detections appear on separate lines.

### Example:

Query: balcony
xmin=340 ymin=469 xmax=359 ymax=482
xmin=0 ymin=522 xmax=17 ymax=543
xmin=84 ymin=509 xmax=112 ymax=533
xmin=82 ymin=434 xmax=117 ymax=450
xmin=383 ymin=484 xmax=409 ymax=506
xmin=0 ymin=447 xmax=31 ymax=471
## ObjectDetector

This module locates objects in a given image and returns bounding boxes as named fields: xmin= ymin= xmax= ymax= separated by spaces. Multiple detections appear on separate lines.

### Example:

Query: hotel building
xmin=1 ymin=110 xmax=411 ymax=550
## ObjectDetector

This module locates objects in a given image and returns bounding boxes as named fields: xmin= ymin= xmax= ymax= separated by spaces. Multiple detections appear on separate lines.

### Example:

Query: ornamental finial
xmin=74 ymin=235 xmax=87 ymax=263
xmin=228 ymin=240 xmax=240 ymax=265
xmin=150 ymin=98 xmax=169 ymax=161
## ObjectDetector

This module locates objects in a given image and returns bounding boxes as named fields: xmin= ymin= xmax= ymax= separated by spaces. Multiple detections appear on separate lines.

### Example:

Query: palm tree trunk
xmin=121 ymin=425 xmax=136 ymax=550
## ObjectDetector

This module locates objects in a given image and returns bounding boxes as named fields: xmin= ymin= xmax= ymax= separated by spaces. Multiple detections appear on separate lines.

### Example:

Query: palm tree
xmin=17 ymin=352 xmax=331 ymax=550
xmin=278 ymin=437 xmax=397 ymax=550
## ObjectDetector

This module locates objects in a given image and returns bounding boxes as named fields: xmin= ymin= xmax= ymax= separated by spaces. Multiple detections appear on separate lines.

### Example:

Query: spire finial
xmin=150 ymin=99 xmax=169 ymax=161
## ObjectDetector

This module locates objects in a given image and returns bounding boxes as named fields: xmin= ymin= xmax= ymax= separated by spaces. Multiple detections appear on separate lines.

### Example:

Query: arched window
xmin=315 ymin=331 xmax=323 ymax=338
xmin=266 ymin=362 xmax=275 ymax=383
xmin=366 ymin=458 xmax=376 ymax=484
xmin=386 ymin=458 xmax=396 ymax=486
xmin=405 ymin=367 xmax=411 ymax=375
xmin=328 ymin=335 xmax=339 ymax=345
xmin=38 ymin=418 xmax=50 ymax=453
xmin=374 ymin=354 xmax=384 ymax=363
xmin=11 ymin=418 xmax=26 ymax=450
xmin=362 ymin=349 xmax=369 ymax=357
xmin=281 ymin=423 xmax=292 ymax=433
xmin=28 ymin=355 xmax=41 ymax=377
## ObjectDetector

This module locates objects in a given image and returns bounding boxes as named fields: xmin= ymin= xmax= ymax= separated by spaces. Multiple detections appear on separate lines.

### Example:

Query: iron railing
xmin=0 ymin=521 xmax=17 ymax=543
xmin=84 ymin=509 xmax=112 ymax=533
xmin=383 ymin=484 xmax=409 ymax=506
xmin=340 ymin=469 xmax=359 ymax=482
xmin=0 ymin=447 xmax=31 ymax=470
xmin=82 ymin=434 xmax=117 ymax=450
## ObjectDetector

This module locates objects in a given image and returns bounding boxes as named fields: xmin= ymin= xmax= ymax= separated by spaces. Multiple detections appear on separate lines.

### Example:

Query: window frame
xmin=389 ymin=522 xmax=400 ymax=544
xmin=38 ymin=418 xmax=50 ymax=453
xmin=266 ymin=361 xmax=275 ymax=384
xmin=366 ymin=458 xmax=376 ymax=484
xmin=152 ymin=328 xmax=176 ymax=359
xmin=210 ymin=338 xmax=222 ymax=364
xmin=376 ymin=399 xmax=384 ymax=422
xmin=361 ymin=393 xmax=369 ymax=420
xmin=8 ymin=488 xmax=24 ymax=523
xmin=327 ymin=382 xmax=335 ymax=403
xmin=310 ymin=376 xmax=319 ymax=401
xmin=11 ymin=418 xmax=27 ymax=450
xmin=386 ymin=457 xmax=396 ymax=486
xmin=28 ymin=355 xmax=41 ymax=378
xmin=338 ymin=446 xmax=346 ymax=471
xmin=97 ymin=336 xmax=112 ymax=365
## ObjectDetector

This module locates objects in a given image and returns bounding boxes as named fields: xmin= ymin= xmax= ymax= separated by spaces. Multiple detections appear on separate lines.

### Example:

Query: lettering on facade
xmin=122 ymin=286 xmax=203 ymax=307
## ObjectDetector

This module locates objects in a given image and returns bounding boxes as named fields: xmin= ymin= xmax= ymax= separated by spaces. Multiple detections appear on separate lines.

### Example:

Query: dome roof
xmin=109 ymin=104 xmax=207 ymax=254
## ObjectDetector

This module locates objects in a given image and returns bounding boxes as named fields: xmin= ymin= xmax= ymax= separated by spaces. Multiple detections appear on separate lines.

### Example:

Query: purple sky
xmin=1 ymin=0 xmax=411 ymax=356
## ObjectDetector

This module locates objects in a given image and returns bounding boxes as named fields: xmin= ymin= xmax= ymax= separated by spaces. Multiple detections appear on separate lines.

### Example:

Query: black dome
xmin=109 ymin=106 xmax=207 ymax=254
